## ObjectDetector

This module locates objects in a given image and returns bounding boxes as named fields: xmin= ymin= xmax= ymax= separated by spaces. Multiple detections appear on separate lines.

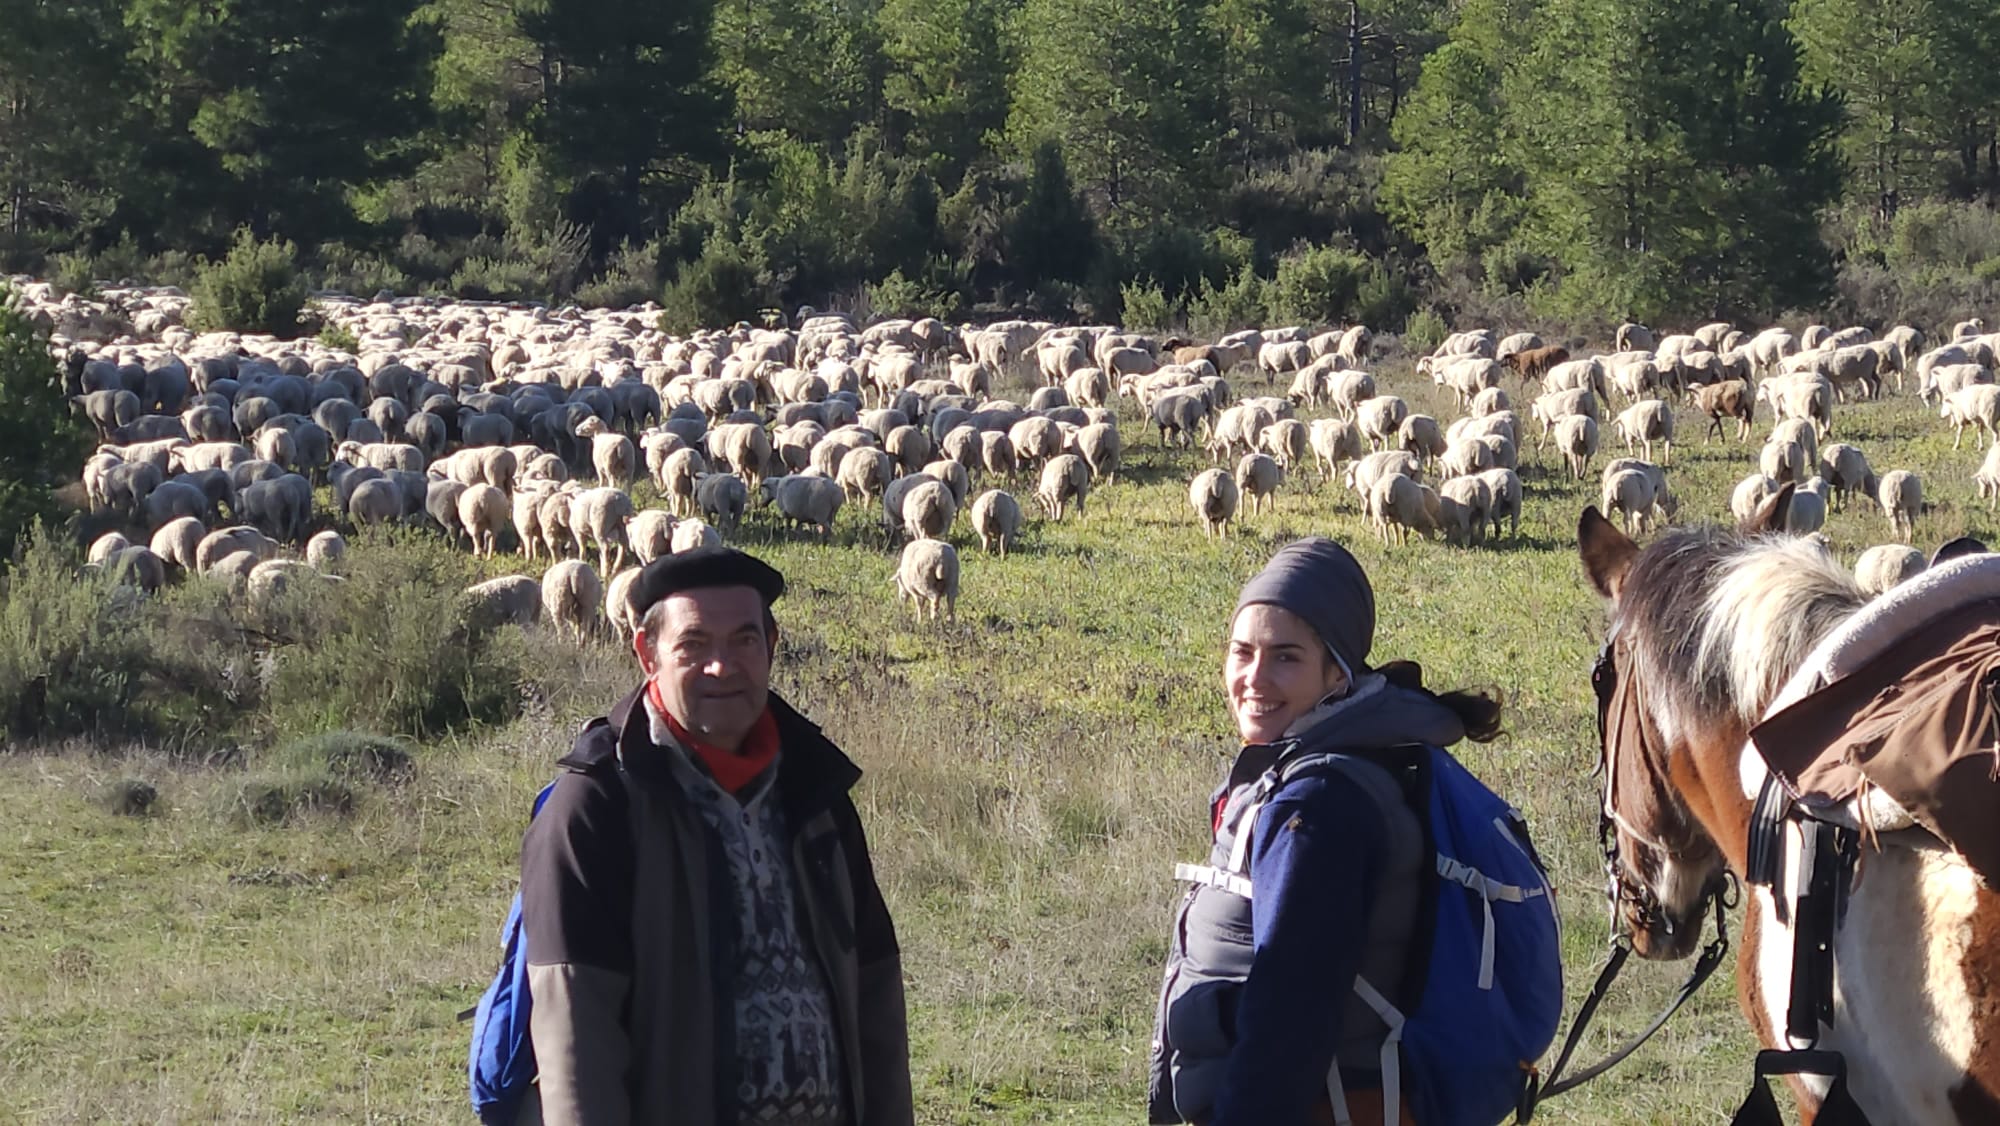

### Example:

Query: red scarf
xmin=646 ymin=680 xmax=779 ymax=795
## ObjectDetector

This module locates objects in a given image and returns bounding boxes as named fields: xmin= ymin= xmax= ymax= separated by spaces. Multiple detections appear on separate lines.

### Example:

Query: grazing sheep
xmin=1616 ymin=322 xmax=1655 ymax=352
xmin=1503 ymin=345 xmax=1569 ymax=384
xmin=969 ymin=489 xmax=1023 ymax=556
xmin=541 ymin=560 xmax=603 ymax=641
xmin=1600 ymin=467 xmax=1666 ymax=535
xmin=1234 ymin=453 xmax=1282 ymax=516
xmin=1554 ymin=414 xmax=1599 ymax=480
xmin=1345 ymin=450 xmax=1421 ymax=514
xmin=695 ymin=472 xmax=749 ymax=532
xmin=918 ymin=458 xmax=971 ymax=509
xmin=1035 ymin=453 xmax=1090 ymax=521
xmin=1786 ymin=478 xmax=1829 ymax=535
xmin=1730 ymin=473 xmax=1781 ymax=524
xmin=575 ymin=416 xmax=639 ymax=487
xmin=902 ymin=478 xmax=959 ymax=540
xmin=1189 ymin=468 xmax=1240 ymax=538
xmin=1942 ymin=383 xmax=2000 ymax=449
xmin=706 ymin=421 xmax=773 ymax=488
xmin=1474 ymin=468 xmax=1523 ymax=539
xmin=1877 ymin=470 xmax=1922 ymax=542
xmin=305 ymin=529 xmax=346 ymax=570
xmin=1854 ymin=544 xmax=1926 ymax=597
xmin=1758 ymin=438 xmax=1807 ymax=486
xmin=1069 ymin=422 xmax=1122 ymax=487
xmin=1369 ymin=472 xmax=1441 ymax=545
xmin=1150 ymin=388 xmax=1211 ymax=449
xmin=1330 ymin=370 xmax=1376 ymax=419
xmin=1815 ymin=443 xmax=1874 ymax=510
xmin=977 ymin=431 xmax=1018 ymax=479
xmin=1693 ymin=380 xmax=1754 ymax=443
xmin=660 ymin=447 xmax=708 ymax=517
xmin=884 ymin=425 xmax=933 ymax=476
xmin=671 ymin=517 xmax=722 ymax=553
xmin=88 ymin=531 xmax=130 ymax=566
xmin=347 ymin=477 xmax=405 ymax=527
xmin=571 ymin=486 xmax=638 ymax=574
xmin=1438 ymin=476 xmax=1492 ymax=545
xmin=463 ymin=575 xmax=544 ymax=628
xmin=102 ymin=546 xmax=167 ymax=593
xmin=150 ymin=516 xmax=205 ymax=572
xmin=605 ymin=566 xmax=645 ymax=641
xmin=1356 ymin=395 xmax=1409 ymax=452
xmin=1612 ymin=400 xmax=1675 ymax=465
xmin=1976 ymin=444 xmax=2000 ymax=510
xmin=626 ymin=508 xmax=678 ymax=562
xmin=1396 ymin=414 xmax=1446 ymax=467
xmin=837 ymin=445 xmax=896 ymax=504
xmin=1759 ymin=373 xmax=1834 ymax=438
xmin=1309 ymin=417 xmax=1363 ymax=483
xmin=457 ymin=483 xmax=511 ymax=557
xmin=1439 ymin=436 xmax=1496 ymax=480
xmin=194 ymin=526 xmax=278 ymax=574
xmin=752 ymin=475 xmax=838 ymax=540
xmin=894 ymin=538 xmax=959 ymax=621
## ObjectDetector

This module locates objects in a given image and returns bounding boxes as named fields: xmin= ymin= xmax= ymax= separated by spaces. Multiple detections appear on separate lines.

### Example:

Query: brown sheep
xmin=1504 ymin=345 xmax=1570 ymax=384
xmin=1694 ymin=379 xmax=1754 ymax=443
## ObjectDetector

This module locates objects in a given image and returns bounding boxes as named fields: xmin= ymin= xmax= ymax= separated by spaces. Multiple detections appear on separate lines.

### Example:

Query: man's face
xmin=635 ymin=585 xmax=774 ymax=752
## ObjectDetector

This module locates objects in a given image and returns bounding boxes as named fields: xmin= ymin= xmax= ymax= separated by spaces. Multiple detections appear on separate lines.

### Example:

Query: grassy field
xmin=4 ymin=346 xmax=1992 ymax=1123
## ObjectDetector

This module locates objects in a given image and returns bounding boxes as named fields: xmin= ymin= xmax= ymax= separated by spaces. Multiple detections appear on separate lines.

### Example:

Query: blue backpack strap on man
xmin=464 ymin=779 xmax=560 ymax=1126
xmin=1236 ymin=745 xmax=1564 ymax=1126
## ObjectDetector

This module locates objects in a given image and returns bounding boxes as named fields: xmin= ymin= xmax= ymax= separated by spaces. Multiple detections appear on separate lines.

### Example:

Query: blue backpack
xmin=465 ymin=779 xmax=559 ymax=1126
xmin=1295 ymin=746 xmax=1564 ymax=1126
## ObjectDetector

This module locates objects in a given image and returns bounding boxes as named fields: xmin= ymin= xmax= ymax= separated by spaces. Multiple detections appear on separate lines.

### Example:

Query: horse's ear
xmin=1579 ymin=506 xmax=1638 ymax=599
xmin=1742 ymin=482 xmax=1796 ymax=535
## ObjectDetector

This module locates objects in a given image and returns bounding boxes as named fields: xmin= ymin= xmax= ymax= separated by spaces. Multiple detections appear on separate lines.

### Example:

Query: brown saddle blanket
xmin=1751 ymin=599 xmax=2000 ymax=886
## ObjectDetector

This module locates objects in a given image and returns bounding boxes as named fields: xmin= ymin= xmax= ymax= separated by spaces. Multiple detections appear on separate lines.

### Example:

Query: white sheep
xmin=150 ymin=516 xmax=206 ymax=573
xmin=605 ymin=566 xmax=644 ymax=640
xmin=1369 ymin=472 xmax=1440 ymax=545
xmin=1612 ymin=400 xmax=1675 ymax=465
xmin=1234 ymin=453 xmax=1282 ymax=517
xmin=660 ymin=447 xmax=708 ymax=517
xmin=1345 ymin=450 xmax=1421 ymax=516
xmin=894 ymin=538 xmax=959 ymax=621
xmin=1189 ymin=468 xmax=1240 ymax=538
xmin=969 ymin=489 xmax=1023 ymax=556
xmin=1942 ymin=384 xmax=2000 ymax=449
xmin=570 ymin=486 xmax=637 ymax=574
xmin=1600 ymin=467 xmax=1662 ymax=536
xmin=1758 ymin=437 xmax=1806 ymax=485
xmin=1035 ymin=453 xmax=1090 ymax=521
xmin=1074 ymin=422 xmax=1122 ymax=486
xmin=575 ymin=416 xmax=639 ymax=487
xmin=1977 ymin=443 xmax=2000 ymax=510
xmin=761 ymin=475 xmax=844 ymax=540
xmin=463 ymin=575 xmax=542 ymax=628
xmin=1786 ymin=478 xmax=1829 ymax=535
xmin=1309 ymin=417 xmax=1362 ymax=483
xmin=457 ymin=482 xmax=511 ymax=557
xmin=626 ymin=508 xmax=677 ymax=562
xmin=541 ymin=560 xmax=603 ymax=641
xmin=88 ymin=531 xmax=130 ymax=566
xmin=1730 ymin=473 xmax=1781 ymax=524
xmin=1877 ymin=470 xmax=1922 ymax=542
xmin=903 ymin=478 xmax=959 ymax=540
xmin=305 ymin=529 xmax=346 ymax=571
xmin=1397 ymin=415 xmax=1446 ymax=467
xmin=1854 ymin=544 xmax=1926 ymax=597
xmin=1438 ymin=476 xmax=1491 ymax=545
xmin=1438 ymin=437 xmax=1495 ymax=480
xmin=1474 ymin=468 xmax=1522 ymax=539
xmin=671 ymin=517 xmax=722 ymax=553
xmin=1554 ymin=414 xmax=1599 ymax=480
xmin=1355 ymin=395 xmax=1409 ymax=452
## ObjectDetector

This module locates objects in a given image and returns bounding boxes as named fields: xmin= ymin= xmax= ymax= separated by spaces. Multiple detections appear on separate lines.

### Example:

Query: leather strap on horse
xmin=1514 ymin=884 xmax=1731 ymax=1123
xmin=1730 ymin=1049 xmax=1871 ymax=1126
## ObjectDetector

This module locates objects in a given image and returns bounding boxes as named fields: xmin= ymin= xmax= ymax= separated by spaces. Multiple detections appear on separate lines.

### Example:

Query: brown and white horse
xmin=1579 ymin=491 xmax=2000 ymax=1124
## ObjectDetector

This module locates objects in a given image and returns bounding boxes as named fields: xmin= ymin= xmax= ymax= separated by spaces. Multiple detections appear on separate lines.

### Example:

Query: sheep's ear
xmin=1578 ymin=506 xmax=1638 ymax=599
xmin=1741 ymin=482 xmax=1796 ymax=535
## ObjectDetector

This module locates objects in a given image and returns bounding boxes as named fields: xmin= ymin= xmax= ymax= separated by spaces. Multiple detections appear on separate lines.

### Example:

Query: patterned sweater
xmin=647 ymin=697 xmax=848 ymax=1125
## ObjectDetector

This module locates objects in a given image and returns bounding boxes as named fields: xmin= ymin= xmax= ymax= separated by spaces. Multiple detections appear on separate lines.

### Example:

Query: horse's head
xmin=1578 ymin=486 xmax=1807 ymax=960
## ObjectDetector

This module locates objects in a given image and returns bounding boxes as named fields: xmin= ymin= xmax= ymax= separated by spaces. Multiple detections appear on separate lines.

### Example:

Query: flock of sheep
xmin=17 ymin=270 xmax=1996 ymax=644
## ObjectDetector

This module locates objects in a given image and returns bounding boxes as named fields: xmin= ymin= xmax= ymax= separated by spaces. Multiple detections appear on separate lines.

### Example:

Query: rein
xmin=1517 ymin=630 xmax=1735 ymax=1120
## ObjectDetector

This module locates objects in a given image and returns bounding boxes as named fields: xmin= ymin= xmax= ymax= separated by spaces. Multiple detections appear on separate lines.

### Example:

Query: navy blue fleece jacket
xmin=1208 ymin=770 xmax=1388 ymax=1126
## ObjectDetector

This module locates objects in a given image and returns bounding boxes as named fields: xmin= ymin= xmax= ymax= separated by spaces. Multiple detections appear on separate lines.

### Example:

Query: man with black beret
xmin=518 ymin=547 xmax=913 ymax=1126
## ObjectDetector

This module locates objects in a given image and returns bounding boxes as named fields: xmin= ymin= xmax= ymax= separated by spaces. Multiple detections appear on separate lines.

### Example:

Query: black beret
xmin=632 ymin=546 xmax=786 ymax=616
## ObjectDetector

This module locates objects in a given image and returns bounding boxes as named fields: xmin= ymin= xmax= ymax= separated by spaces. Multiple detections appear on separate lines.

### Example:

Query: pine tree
xmin=878 ymin=0 xmax=1013 ymax=179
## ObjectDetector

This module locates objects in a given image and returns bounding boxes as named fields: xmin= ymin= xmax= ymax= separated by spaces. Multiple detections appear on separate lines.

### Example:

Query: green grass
xmin=6 ymin=352 xmax=1989 ymax=1122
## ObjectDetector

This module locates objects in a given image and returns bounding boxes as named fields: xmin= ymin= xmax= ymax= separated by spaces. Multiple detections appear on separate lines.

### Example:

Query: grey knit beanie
xmin=1233 ymin=537 xmax=1375 ymax=675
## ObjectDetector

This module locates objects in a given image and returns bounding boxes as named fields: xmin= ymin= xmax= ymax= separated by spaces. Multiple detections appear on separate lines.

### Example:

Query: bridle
xmin=1519 ymin=623 xmax=1735 ymax=1120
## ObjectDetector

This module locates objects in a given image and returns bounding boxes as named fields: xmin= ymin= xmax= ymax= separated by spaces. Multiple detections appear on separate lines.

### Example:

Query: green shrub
xmin=450 ymin=255 xmax=546 ymax=302
xmin=262 ymin=530 xmax=522 ymax=740
xmin=1974 ymin=257 xmax=2000 ymax=284
xmin=225 ymin=772 xmax=357 ymax=825
xmin=98 ymin=778 xmax=158 ymax=817
xmin=1401 ymin=307 xmax=1449 ymax=355
xmin=866 ymin=268 xmax=959 ymax=321
xmin=274 ymin=730 xmax=415 ymax=785
xmin=317 ymin=322 xmax=360 ymax=352
xmin=659 ymin=236 xmax=770 ymax=334
xmin=0 ymin=530 xmax=151 ymax=737
xmin=576 ymin=241 xmax=664 ymax=309
xmin=1118 ymin=278 xmax=1177 ymax=332
xmin=48 ymin=251 xmax=98 ymax=299
xmin=1267 ymin=243 xmax=1372 ymax=327
xmin=188 ymin=228 xmax=308 ymax=335
xmin=1186 ymin=266 xmax=1269 ymax=338
xmin=0 ymin=291 xmax=91 ymax=560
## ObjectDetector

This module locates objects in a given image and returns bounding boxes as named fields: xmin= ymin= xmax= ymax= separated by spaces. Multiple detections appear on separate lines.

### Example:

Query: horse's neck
xmin=1682 ymin=721 xmax=1759 ymax=877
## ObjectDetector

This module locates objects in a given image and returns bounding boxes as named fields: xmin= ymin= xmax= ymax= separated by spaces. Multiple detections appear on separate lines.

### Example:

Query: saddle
xmin=1750 ymin=554 xmax=2000 ymax=886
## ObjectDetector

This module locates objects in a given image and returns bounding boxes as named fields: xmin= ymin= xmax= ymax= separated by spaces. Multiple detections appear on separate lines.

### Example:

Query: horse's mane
xmin=1617 ymin=525 xmax=1866 ymax=737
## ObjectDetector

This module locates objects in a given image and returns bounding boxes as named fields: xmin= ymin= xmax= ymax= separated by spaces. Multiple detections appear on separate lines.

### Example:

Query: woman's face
xmin=1224 ymin=603 xmax=1349 ymax=744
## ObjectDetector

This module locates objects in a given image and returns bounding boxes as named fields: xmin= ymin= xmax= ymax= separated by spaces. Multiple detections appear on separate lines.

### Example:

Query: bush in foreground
xmin=188 ymin=228 xmax=309 ymax=336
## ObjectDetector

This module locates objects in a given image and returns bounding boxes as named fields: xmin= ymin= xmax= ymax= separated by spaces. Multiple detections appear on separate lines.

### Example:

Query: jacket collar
xmin=563 ymin=683 xmax=863 ymax=820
